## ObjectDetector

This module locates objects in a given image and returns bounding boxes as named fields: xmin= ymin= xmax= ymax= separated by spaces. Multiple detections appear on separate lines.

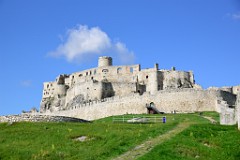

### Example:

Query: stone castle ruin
xmin=39 ymin=56 xmax=240 ymax=125
xmin=40 ymin=56 xmax=197 ymax=113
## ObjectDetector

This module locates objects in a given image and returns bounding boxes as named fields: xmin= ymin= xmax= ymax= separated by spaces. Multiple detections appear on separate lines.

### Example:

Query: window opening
xmin=117 ymin=67 xmax=122 ymax=74
xmin=102 ymin=69 xmax=109 ymax=72
xmin=130 ymin=67 xmax=133 ymax=73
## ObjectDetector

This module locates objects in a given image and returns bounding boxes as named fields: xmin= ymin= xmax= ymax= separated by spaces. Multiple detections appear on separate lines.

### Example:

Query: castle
xmin=40 ymin=56 xmax=240 ymax=125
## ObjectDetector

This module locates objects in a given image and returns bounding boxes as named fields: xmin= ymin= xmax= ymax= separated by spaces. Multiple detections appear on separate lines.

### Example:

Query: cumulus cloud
xmin=49 ymin=25 xmax=111 ymax=61
xmin=49 ymin=25 xmax=135 ymax=64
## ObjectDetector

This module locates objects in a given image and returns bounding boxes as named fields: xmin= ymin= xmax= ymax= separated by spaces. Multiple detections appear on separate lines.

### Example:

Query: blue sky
xmin=0 ymin=0 xmax=240 ymax=115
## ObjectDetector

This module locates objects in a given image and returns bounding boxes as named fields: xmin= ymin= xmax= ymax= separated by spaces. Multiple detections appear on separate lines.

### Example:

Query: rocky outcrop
xmin=0 ymin=114 xmax=89 ymax=123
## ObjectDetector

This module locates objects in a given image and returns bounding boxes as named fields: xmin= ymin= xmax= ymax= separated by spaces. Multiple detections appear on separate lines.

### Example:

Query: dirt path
xmin=112 ymin=122 xmax=191 ymax=160
xmin=202 ymin=116 xmax=217 ymax=124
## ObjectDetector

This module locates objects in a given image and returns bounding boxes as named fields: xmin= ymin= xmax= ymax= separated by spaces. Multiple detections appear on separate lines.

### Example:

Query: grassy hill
xmin=0 ymin=112 xmax=239 ymax=160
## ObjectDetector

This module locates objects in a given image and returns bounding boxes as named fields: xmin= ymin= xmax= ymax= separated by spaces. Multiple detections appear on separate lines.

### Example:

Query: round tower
xmin=98 ymin=56 xmax=112 ymax=67
xmin=149 ymin=71 xmax=158 ymax=95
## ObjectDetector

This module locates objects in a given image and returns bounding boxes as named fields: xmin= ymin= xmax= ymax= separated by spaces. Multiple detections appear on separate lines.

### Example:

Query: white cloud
xmin=50 ymin=25 xmax=111 ymax=61
xmin=114 ymin=42 xmax=135 ymax=64
xmin=232 ymin=12 xmax=240 ymax=20
xmin=225 ymin=12 xmax=240 ymax=20
xmin=21 ymin=80 xmax=32 ymax=87
xmin=49 ymin=25 xmax=135 ymax=64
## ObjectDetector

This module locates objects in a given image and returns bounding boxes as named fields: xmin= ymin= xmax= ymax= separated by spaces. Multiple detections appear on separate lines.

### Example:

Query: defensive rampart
xmin=43 ymin=89 xmax=234 ymax=120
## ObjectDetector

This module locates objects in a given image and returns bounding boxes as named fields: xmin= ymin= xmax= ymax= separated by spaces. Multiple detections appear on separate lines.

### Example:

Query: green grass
xmin=138 ymin=113 xmax=240 ymax=160
xmin=199 ymin=111 xmax=220 ymax=123
xmin=0 ymin=112 xmax=239 ymax=160
xmin=0 ymin=114 xmax=177 ymax=160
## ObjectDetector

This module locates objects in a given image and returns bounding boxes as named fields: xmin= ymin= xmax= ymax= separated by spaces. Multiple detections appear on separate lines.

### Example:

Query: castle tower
xmin=149 ymin=63 xmax=159 ymax=95
xmin=98 ymin=56 xmax=112 ymax=67
xmin=149 ymin=72 xmax=158 ymax=94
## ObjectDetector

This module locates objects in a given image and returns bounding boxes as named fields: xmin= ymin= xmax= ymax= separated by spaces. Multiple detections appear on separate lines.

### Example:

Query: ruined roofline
xmin=72 ymin=64 xmax=140 ymax=73
xmin=43 ymin=64 xmax=195 ymax=85
xmin=42 ymin=55 xmax=197 ymax=87
xmin=158 ymin=69 xmax=193 ymax=73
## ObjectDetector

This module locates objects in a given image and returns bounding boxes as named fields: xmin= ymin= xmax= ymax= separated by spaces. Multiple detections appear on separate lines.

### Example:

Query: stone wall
xmin=40 ymin=57 xmax=198 ymax=113
xmin=111 ymin=82 xmax=136 ymax=97
xmin=237 ymin=93 xmax=240 ymax=130
xmin=219 ymin=100 xmax=236 ymax=125
xmin=0 ymin=114 xmax=89 ymax=123
xmin=44 ymin=89 xmax=227 ymax=121
xmin=207 ymin=89 xmax=236 ymax=107
xmin=161 ymin=70 xmax=193 ymax=89
xmin=66 ymin=81 xmax=103 ymax=103
xmin=219 ymin=90 xmax=236 ymax=107
xmin=151 ymin=89 xmax=218 ymax=113
xmin=233 ymin=85 xmax=240 ymax=95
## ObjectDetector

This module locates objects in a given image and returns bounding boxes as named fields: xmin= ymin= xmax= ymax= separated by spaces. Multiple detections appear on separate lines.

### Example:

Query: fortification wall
xmin=206 ymin=89 xmax=236 ymax=107
xmin=151 ymin=89 xmax=218 ymax=113
xmin=96 ymin=65 xmax=139 ymax=83
xmin=46 ymin=94 xmax=146 ymax=120
xmin=42 ymin=81 xmax=67 ymax=99
xmin=137 ymin=68 xmax=158 ymax=94
xmin=45 ymin=89 xmax=220 ymax=120
xmin=233 ymin=85 xmax=240 ymax=95
xmin=68 ymin=64 xmax=140 ymax=85
xmin=42 ymin=82 xmax=56 ymax=98
xmin=137 ymin=68 xmax=155 ymax=84
xmin=162 ymin=71 xmax=193 ymax=89
xmin=219 ymin=91 xmax=236 ymax=106
xmin=111 ymin=82 xmax=136 ymax=97
xmin=237 ymin=93 xmax=240 ymax=130
xmin=65 ymin=81 xmax=103 ymax=103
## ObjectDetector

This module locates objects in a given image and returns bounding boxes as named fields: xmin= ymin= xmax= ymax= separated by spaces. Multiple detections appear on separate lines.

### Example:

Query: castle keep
xmin=40 ymin=56 xmax=239 ymax=122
